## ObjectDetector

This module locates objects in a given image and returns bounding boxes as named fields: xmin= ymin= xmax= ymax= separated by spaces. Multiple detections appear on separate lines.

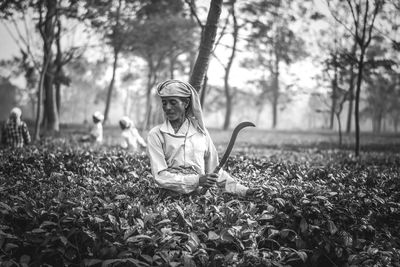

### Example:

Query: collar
xmin=159 ymin=118 xmax=204 ymax=137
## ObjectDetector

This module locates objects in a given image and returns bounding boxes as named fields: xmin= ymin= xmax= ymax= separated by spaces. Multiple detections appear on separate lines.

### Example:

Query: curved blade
xmin=213 ymin=121 xmax=255 ymax=173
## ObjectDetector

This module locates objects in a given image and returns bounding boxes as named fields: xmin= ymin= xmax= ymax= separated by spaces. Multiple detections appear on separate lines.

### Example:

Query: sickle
xmin=200 ymin=121 xmax=255 ymax=194
xmin=213 ymin=121 xmax=256 ymax=173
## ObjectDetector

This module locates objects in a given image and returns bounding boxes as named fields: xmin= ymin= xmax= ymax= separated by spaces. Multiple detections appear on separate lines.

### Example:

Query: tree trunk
xmin=169 ymin=56 xmax=175 ymax=79
xmin=346 ymin=42 xmax=357 ymax=133
xmin=336 ymin=112 xmax=342 ymax=145
xmin=330 ymin=54 xmax=338 ymax=130
xmin=187 ymin=0 xmax=199 ymax=77
xmin=222 ymin=0 xmax=238 ymax=130
xmin=354 ymin=48 xmax=365 ymax=156
xmin=272 ymin=60 xmax=279 ymax=129
xmin=104 ymin=48 xmax=119 ymax=124
xmin=143 ymin=64 xmax=157 ymax=130
xmin=377 ymin=112 xmax=382 ymax=133
xmin=189 ymin=0 xmax=222 ymax=92
xmin=43 ymin=0 xmax=59 ymax=134
xmin=44 ymin=63 xmax=59 ymax=132
xmin=348 ymin=0 xmax=381 ymax=156
xmin=56 ymin=84 xmax=61 ymax=115
xmin=223 ymin=91 xmax=232 ymax=130
xmin=103 ymin=0 xmax=122 ymax=124
xmin=55 ymin=17 xmax=62 ymax=116
xmin=199 ymin=72 xmax=208 ymax=107
xmin=34 ymin=57 xmax=50 ymax=141
xmin=35 ymin=0 xmax=56 ymax=140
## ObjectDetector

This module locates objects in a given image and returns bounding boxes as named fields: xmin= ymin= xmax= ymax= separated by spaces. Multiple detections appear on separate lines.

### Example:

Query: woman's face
xmin=161 ymin=97 xmax=187 ymax=122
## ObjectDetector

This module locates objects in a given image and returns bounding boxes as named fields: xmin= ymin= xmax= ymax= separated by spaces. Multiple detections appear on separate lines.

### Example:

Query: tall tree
xmin=1 ymin=0 xmax=83 ymax=139
xmin=189 ymin=0 xmax=223 ymax=92
xmin=242 ymin=0 xmax=307 ymax=128
xmin=86 ymin=0 xmax=126 ymax=124
xmin=211 ymin=0 xmax=238 ymax=130
xmin=329 ymin=0 xmax=384 ymax=155
xmin=346 ymin=0 xmax=383 ymax=156
xmin=345 ymin=40 xmax=357 ymax=133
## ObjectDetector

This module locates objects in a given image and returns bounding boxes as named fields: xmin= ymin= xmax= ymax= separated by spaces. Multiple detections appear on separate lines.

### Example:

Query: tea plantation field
xmin=0 ymin=128 xmax=399 ymax=266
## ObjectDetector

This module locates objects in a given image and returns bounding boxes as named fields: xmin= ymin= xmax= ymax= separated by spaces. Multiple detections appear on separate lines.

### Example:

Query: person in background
xmin=80 ymin=111 xmax=104 ymax=143
xmin=147 ymin=79 xmax=262 ymax=197
xmin=119 ymin=116 xmax=147 ymax=153
xmin=1 ymin=107 xmax=31 ymax=148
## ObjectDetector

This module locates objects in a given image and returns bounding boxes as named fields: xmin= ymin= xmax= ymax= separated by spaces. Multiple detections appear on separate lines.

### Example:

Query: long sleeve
xmin=132 ymin=128 xmax=147 ymax=147
xmin=204 ymin=131 xmax=248 ymax=197
xmin=21 ymin=122 xmax=31 ymax=145
xmin=147 ymin=129 xmax=200 ymax=194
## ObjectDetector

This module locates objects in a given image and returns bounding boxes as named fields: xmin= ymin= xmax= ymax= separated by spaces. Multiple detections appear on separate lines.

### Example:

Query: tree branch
xmin=184 ymin=0 xmax=204 ymax=28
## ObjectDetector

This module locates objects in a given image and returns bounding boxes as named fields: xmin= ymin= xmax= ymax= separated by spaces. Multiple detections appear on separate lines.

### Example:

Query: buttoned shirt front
xmin=147 ymin=119 xmax=248 ymax=196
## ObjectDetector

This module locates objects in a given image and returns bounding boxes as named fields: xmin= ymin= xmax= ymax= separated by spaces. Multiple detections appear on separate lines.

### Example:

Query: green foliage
xmin=0 ymin=139 xmax=399 ymax=266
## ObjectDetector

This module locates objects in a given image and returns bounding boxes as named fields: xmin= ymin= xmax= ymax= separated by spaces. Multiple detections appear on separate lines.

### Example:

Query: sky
xmin=0 ymin=23 xmax=20 ymax=60
xmin=0 ymin=1 xmax=344 ymax=130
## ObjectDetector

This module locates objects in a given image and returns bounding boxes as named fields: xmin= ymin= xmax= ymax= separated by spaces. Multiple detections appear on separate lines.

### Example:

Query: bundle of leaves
xmin=0 ymin=138 xmax=399 ymax=266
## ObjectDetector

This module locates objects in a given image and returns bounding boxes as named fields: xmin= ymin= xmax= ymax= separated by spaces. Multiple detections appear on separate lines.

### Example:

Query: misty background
xmin=0 ymin=0 xmax=399 ymax=137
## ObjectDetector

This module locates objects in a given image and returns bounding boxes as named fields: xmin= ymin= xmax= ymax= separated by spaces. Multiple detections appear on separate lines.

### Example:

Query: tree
xmin=329 ymin=0 xmax=384 ymax=156
xmin=125 ymin=10 xmax=197 ymax=129
xmin=1 ymin=0 xmax=84 ymax=139
xmin=363 ymin=58 xmax=398 ymax=132
xmin=62 ymin=58 xmax=108 ymax=123
xmin=348 ymin=0 xmax=384 ymax=155
xmin=342 ymin=40 xmax=357 ymax=133
xmin=85 ymin=0 xmax=134 ymax=124
xmin=189 ymin=0 xmax=223 ymax=92
xmin=210 ymin=0 xmax=239 ymax=130
xmin=241 ymin=0 xmax=307 ymax=128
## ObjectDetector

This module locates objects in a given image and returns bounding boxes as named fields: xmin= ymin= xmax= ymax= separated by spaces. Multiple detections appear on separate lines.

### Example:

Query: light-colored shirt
xmin=147 ymin=119 xmax=248 ymax=196
xmin=90 ymin=122 xmax=103 ymax=143
xmin=121 ymin=127 xmax=147 ymax=152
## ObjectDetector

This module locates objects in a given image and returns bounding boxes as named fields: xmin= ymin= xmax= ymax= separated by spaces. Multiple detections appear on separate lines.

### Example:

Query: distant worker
xmin=80 ymin=111 xmax=104 ymax=143
xmin=119 ymin=116 xmax=147 ymax=153
xmin=1 ymin=107 xmax=31 ymax=148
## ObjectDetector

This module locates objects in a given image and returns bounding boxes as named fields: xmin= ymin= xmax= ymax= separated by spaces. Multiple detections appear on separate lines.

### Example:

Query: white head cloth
xmin=92 ymin=111 xmax=104 ymax=122
xmin=156 ymin=79 xmax=205 ymax=132
xmin=120 ymin=116 xmax=133 ymax=129
xmin=9 ymin=107 xmax=22 ymax=125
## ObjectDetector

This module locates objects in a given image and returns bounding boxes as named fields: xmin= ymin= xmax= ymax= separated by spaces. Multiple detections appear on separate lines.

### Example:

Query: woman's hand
xmin=199 ymin=173 xmax=218 ymax=188
xmin=246 ymin=188 xmax=264 ymax=198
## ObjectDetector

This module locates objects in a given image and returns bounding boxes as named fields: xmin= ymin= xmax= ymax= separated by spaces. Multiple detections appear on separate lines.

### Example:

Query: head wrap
xmin=156 ymin=79 xmax=205 ymax=132
xmin=8 ymin=107 xmax=22 ymax=126
xmin=119 ymin=116 xmax=133 ymax=129
xmin=92 ymin=111 xmax=104 ymax=122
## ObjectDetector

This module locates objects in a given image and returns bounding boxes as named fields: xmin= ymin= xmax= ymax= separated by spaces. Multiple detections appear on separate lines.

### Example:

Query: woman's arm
xmin=204 ymin=131 xmax=248 ymax=196
xmin=133 ymin=128 xmax=147 ymax=147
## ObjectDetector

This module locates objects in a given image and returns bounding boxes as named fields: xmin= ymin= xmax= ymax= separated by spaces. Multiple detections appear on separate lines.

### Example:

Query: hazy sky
xmin=0 ymin=24 xmax=19 ymax=60
xmin=0 ymin=1 xmax=337 ymax=129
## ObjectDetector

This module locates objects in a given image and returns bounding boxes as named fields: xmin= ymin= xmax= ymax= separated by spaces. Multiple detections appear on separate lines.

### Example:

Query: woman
xmin=89 ymin=111 xmax=104 ymax=143
xmin=1 ymin=107 xmax=31 ymax=148
xmin=119 ymin=116 xmax=147 ymax=153
xmin=80 ymin=111 xmax=104 ymax=143
xmin=147 ymin=79 xmax=260 ymax=197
